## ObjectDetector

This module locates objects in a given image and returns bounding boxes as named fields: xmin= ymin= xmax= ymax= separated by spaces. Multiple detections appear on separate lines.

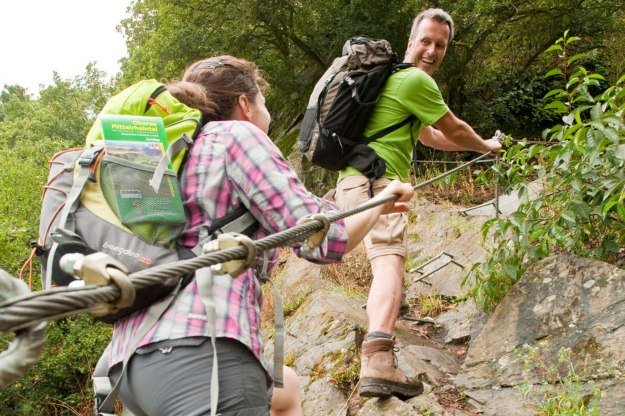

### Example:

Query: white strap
xmin=196 ymin=267 xmax=219 ymax=416
xmin=149 ymin=134 xmax=191 ymax=192
xmin=273 ymin=282 xmax=284 ymax=388
xmin=191 ymin=211 xmax=258 ymax=257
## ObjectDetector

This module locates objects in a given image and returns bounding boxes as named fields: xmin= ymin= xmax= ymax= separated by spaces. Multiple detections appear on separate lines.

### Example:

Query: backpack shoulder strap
xmin=191 ymin=206 xmax=260 ymax=256
xmin=149 ymin=132 xmax=194 ymax=192
xmin=393 ymin=62 xmax=414 ymax=71
xmin=362 ymin=63 xmax=415 ymax=144
xmin=364 ymin=114 xmax=417 ymax=143
xmin=45 ymin=147 xmax=104 ymax=288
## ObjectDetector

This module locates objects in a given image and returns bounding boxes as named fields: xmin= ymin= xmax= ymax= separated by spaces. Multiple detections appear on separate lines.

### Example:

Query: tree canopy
xmin=116 ymin=0 xmax=623 ymax=138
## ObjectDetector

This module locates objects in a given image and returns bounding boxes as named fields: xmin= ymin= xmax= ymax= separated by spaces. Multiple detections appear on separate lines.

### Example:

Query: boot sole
xmin=359 ymin=377 xmax=424 ymax=399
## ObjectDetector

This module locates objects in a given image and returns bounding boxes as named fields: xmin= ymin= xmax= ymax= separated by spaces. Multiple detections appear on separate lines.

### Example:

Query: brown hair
xmin=167 ymin=55 xmax=269 ymax=123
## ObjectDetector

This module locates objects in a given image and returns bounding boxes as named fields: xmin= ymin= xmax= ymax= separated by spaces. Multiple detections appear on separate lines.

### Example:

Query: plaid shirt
xmin=109 ymin=120 xmax=347 ymax=368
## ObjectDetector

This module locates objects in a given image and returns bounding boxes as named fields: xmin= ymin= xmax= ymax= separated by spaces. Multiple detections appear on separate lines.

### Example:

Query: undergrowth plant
xmin=415 ymin=160 xmax=495 ymax=206
xmin=466 ymin=31 xmax=625 ymax=311
xmin=515 ymin=345 xmax=602 ymax=416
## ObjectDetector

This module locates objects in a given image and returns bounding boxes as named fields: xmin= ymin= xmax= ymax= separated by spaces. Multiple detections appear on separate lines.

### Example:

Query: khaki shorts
xmin=335 ymin=175 xmax=407 ymax=260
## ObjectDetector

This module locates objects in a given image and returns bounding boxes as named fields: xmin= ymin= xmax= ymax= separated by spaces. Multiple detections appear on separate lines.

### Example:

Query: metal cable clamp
xmin=296 ymin=213 xmax=331 ymax=252
xmin=202 ymin=233 xmax=257 ymax=277
xmin=60 ymin=252 xmax=134 ymax=316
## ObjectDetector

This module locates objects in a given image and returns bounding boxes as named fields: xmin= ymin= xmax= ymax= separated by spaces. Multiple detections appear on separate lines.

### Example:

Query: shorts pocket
xmin=336 ymin=175 xmax=370 ymax=209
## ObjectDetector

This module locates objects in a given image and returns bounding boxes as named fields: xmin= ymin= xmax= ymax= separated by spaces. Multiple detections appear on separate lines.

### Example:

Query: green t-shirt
xmin=338 ymin=67 xmax=449 ymax=182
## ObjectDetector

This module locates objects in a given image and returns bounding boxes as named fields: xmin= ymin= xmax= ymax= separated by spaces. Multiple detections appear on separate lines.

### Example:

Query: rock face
xmin=456 ymin=254 xmax=625 ymax=415
xmin=265 ymin=196 xmax=625 ymax=415
xmin=265 ymin=255 xmax=462 ymax=415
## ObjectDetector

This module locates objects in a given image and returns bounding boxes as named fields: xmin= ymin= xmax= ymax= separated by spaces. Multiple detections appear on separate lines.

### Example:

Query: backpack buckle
xmin=78 ymin=147 xmax=104 ymax=167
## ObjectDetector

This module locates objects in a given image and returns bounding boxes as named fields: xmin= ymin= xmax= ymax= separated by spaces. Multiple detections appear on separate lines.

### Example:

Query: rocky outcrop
xmin=265 ymin=196 xmax=625 ymax=415
xmin=456 ymin=254 xmax=625 ymax=415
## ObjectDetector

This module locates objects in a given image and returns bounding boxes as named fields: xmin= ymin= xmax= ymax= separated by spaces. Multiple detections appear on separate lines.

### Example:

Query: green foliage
xmin=0 ymin=65 xmax=111 ymax=147
xmin=515 ymin=345 xmax=602 ymax=416
xmin=0 ymin=316 xmax=111 ymax=415
xmin=117 ymin=0 xmax=420 ymax=138
xmin=466 ymin=32 xmax=625 ymax=311
xmin=113 ymin=0 xmax=624 ymax=168
xmin=0 ymin=137 xmax=72 ymax=279
xmin=437 ymin=0 xmax=621 ymax=138
xmin=0 ymin=67 xmax=115 ymax=415
xmin=461 ymin=70 xmax=560 ymax=138
xmin=275 ymin=128 xmax=299 ymax=158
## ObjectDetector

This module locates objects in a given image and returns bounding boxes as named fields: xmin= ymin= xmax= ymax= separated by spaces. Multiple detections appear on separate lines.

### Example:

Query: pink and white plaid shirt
xmin=109 ymin=120 xmax=347 ymax=368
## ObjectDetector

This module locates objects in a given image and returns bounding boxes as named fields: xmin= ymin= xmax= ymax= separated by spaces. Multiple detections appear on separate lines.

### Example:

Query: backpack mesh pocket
xmin=99 ymin=156 xmax=186 ymax=246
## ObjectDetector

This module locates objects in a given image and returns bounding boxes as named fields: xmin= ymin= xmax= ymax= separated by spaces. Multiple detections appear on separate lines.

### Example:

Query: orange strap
xmin=147 ymin=98 xmax=170 ymax=115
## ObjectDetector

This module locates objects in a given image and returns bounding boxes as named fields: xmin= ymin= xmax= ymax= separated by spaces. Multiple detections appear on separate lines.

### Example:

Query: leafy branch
xmin=465 ymin=31 xmax=625 ymax=311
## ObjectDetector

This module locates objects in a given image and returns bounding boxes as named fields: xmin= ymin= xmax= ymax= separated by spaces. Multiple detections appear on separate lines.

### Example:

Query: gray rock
xmin=407 ymin=393 xmax=446 ymax=415
xmin=434 ymin=300 xmax=487 ymax=344
xmin=357 ymin=396 xmax=423 ymax=415
xmin=463 ymin=387 xmax=534 ymax=416
xmin=419 ymin=231 xmax=486 ymax=297
xmin=302 ymin=378 xmax=349 ymax=416
xmin=456 ymin=255 xmax=625 ymax=413
xmin=402 ymin=345 xmax=460 ymax=380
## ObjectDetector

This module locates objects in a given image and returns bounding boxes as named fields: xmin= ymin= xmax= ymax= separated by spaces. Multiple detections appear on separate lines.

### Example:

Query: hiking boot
xmin=359 ymin=338 xmax=424 ymax=399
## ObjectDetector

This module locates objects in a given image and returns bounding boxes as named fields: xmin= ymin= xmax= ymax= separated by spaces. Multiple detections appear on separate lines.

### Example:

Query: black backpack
xmin=297 ymin=36 xmax=414 ymax=179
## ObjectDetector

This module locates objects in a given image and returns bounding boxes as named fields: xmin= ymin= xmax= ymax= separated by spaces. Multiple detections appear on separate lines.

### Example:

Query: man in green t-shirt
xmin=335 ymin=8 xmax=502 ymax=399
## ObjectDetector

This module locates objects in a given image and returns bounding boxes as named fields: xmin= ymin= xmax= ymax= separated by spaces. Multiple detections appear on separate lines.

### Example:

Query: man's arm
xmin=419 ymin=125 xmax=466 ymax=151
xmin=423 ymin=110 xmax=501 ymax=154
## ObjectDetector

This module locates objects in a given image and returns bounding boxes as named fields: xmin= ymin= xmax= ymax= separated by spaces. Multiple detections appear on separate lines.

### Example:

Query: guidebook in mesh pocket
xmin=100 ymin=115 xmax=186 ymax=245
xmin=101 ymin=114 xmax=171 ymax=168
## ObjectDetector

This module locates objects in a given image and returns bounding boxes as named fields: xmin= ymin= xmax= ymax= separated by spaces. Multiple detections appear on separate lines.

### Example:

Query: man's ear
xmin=236 ymin=94 xmax=253 ymax=122
xmin=406 ymin=40 xmax=414 ymax=54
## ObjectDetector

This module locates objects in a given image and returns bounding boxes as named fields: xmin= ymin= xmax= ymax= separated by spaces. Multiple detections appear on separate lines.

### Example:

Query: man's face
xmin=405 ymin=18 xmax=450 ymax=75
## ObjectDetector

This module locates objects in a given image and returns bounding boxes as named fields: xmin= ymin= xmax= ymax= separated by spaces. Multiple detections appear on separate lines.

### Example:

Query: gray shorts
xmin=110 ymin=337 xmax=270 ymax=416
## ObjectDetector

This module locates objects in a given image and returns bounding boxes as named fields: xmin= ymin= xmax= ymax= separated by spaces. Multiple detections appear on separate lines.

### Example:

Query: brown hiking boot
xmin=359 ymin=338 xmax=423 ymax=399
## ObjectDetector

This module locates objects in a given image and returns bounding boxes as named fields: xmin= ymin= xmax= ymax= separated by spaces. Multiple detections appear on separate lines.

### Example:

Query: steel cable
xmin=0 ymin=152 xmax=493 ymax=334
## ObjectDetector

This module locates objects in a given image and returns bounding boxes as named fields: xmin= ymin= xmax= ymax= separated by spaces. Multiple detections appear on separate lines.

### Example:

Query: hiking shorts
xmin=335 ymin=175 xmax=407 ymax=260
xmin=109 ymin=337 xmax=270 ymax=416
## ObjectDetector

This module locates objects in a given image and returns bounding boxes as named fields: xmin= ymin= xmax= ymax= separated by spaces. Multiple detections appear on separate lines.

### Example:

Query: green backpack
xmin=36 ymin=79 xmax=258 ymax=323
xmin=86 ymin=79 xmax=202 ymax=172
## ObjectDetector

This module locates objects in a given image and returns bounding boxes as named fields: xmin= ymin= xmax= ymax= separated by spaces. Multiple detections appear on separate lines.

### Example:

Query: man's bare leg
xmin=359 ymin=253 xmax=423 ymax=398
xmin=367 ymin=254 xmax=403 ymax=333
